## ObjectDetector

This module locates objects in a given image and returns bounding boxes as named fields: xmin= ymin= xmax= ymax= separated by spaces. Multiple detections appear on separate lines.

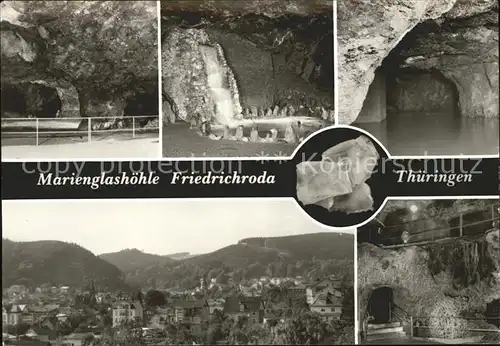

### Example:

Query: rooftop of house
xmin=224 ymin=297 xmax=263 ymax=314
xmin=65 ymin=332 xmax=94 ymax=340
xmin=112 ymin=300 xmax=143 ymax=309
xmin=311 ymin=291 xmax=342 ymax=307
xmin=172 ymin=299 xmax=206 ymax=309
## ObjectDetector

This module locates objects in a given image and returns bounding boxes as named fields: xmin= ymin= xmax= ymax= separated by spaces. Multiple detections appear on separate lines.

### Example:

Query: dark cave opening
xmin=1 ymin=83 xmax=62 ymax=119
xmin=384 ymin=66 xmax=461 ymax=117
xmin=124 ymin=85 xmax=159 ymax=126
xmin=1 ymin=84 xmax=27 ymax=117
xmin=486 ymin=299 xmax=500 ymax=328
xmin=312 ymin=33 xmax=334 ymax=90
xmin=367 ymin=287 xmax=394 ymax=324
xmin=351 ymin=16 xmax=499 ymax=155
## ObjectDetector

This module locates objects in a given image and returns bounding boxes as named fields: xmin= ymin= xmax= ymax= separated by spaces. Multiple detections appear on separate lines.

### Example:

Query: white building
xmin=112 ymin=301 xmax=143 ymax=327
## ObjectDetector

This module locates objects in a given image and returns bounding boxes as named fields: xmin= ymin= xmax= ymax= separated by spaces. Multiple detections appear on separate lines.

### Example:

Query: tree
xmin=164 ymin=323 xmax=195 ymax=345
xmin=133 ymin=290 xmax=144 ymax=304
xmin=6 ymin=322 xmax=31 ymax=335
xmin=144 ymin=289 xmax=166 ymax=307
xmin=82 ymin=334 xmax=94 ymax=346
xmin=281 ymin=312 xmax=328 ymax=345
xmin=340 ymin=285 xmax=354 ymax=324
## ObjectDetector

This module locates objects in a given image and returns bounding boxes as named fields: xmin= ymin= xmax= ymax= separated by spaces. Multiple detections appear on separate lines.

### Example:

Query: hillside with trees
xmin=121 ymin=232 xmax=354 ymax=290
xmin=100 ymin=248 xmax=178 ymax=273
xmin=2 ymin=238 xmax=131 ymax=291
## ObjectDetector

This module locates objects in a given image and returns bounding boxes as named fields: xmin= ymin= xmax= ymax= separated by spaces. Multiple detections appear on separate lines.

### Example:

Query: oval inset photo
xmin=291 ymin=126 xmax=390 ymax=228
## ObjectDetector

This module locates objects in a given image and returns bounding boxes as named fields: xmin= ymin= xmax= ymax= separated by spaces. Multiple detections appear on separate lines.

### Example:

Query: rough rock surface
xmin=160 ymin=0 xmax=332 ymax=18
xmin=358 ymin=230 xmax=500 ymax=339
xmin=161 ymin=28 xmax=242 ymax=124
xmin=387 ymin=71 xmax=457 ymax=112
xmin=1 ymin=1 xmax=158 ymax=119
xmin=337 ymin=0 xmax=498 ymax=124
xmin=399 ymin=12 xmax=499 ymax=118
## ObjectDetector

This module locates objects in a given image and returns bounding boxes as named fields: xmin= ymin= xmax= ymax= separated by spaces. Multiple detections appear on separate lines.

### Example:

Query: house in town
xmin=223 ymin=297 xmax=265 ymax=325
xmin=263 ymin=309 xmax=295 ymax=326
xmin=309 ymin=289 xmax=343 ymax=322
xmin=2 ymin=305 xmax=17 ymax=325
xmin=288 ymin=283 xmax=307 ymax=298
xmin=112 ymin=300 xmax=144 ymax=327
xmin=60 ymin=332 xmax=94 ymax=346
xmin=172 ymin=300 xmax=208 ymax=324
xmin=23 ymin=327 xmax=58 ymax=343
xmin=148 ymin=307 xmax=175 ymax=329
xmin=2 ymin=304 xmax=30 ymax=326
xmin=206 ymin=298 xmax=225 ymax=315
xmin=306 ymin=278 xmax=342 ymax=305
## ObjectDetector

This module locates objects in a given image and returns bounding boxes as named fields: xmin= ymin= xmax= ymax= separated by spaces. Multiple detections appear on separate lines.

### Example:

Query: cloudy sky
xmin=2 ymin=199 xmax=354 ymax=255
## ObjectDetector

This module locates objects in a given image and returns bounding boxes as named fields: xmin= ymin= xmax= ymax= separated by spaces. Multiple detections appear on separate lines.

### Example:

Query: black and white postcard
xmin=1 ymin=1 xmax=499 ymax=345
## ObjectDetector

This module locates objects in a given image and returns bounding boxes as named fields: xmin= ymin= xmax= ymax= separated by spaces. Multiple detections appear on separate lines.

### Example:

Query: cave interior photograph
xmin=358 ymin=200 xmax=500 ymax=344
xmin=160 ymin=1 xmax=335 ymax=157
xmin=352 ymin=11 xmax=499 ymax=156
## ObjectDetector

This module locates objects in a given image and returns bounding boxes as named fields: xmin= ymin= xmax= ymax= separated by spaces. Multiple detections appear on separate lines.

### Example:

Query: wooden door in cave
xmin=368 ymin=287 xmax=393 ymax=324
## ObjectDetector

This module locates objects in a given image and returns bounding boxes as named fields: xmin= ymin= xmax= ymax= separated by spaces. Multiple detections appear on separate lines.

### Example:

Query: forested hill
xmin=119 ymin=232 xmax=354 ymax=289
xmin=100 ymin=248 xmax=177 ymax=273
xmin=2 ymin=238 xmax=131 ymax=291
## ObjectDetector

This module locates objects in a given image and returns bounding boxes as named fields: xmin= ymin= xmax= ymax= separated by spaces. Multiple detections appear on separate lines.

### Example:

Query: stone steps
xmin=367 ymin=330 xmax=407 ymax=342
xmin=366 ymin=322 xmax=406 ymax=342
xmin=367 ymin=321 xmax=402 ymax=330
xmin=367 ymin=326 xmax=404 ymax=335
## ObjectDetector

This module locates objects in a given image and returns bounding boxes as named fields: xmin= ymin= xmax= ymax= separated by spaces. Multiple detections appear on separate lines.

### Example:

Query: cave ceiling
xmin=161 ymin=0 xmax=333 ymax=53
xmin=378 ymin=200 xmax=498 ymax=224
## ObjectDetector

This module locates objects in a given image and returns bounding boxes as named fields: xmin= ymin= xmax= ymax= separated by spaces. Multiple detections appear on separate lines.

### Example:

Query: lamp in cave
xmin=401 ymin=231 xmax=410 ymax=244
xmin=409 ymin=204 xmax=418 ymax=213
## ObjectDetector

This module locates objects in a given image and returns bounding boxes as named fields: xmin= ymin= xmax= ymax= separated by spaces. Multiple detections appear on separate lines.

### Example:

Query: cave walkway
xmin=366 ymin=337 xmax=441 ymax=344
xmin=367 ymin=204 xmax=499 ymax=249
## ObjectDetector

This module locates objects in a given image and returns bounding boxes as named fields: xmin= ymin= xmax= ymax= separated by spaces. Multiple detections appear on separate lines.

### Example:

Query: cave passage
xmin=354 ymin=20 xmax=499 ymax=155
xmin=486 ymin=299 xmax=500 ymax=328
xmin=124 ymin=87 xmax=159 ymax=126
xmin=386 ymin=67 xmax=460 ymax=117
xmin=1 ymin=84 xmax=27 ymax=117
xmin=1 ymin=83 xmax=62 ymax=119
xmin=367 ymin=287 xmax=394 ymax=324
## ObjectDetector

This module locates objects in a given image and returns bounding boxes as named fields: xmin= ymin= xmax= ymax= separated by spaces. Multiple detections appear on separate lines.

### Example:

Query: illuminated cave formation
xmin=161 ymin=2 xmax=335 ymax=142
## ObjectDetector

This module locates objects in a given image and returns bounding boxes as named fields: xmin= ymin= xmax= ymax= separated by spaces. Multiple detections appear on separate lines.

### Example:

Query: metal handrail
xmin=382 ymin=216 xmax=499 ymax=242
xmin=392 ymin=303 xmax=410 ymax=323
xmin=1 ymin=115 xmax=159 ymax=145
xmin=380 ymin=204 xmax=499 ymax=230
xmin=1 ymin=115 xmax=157 ymax=121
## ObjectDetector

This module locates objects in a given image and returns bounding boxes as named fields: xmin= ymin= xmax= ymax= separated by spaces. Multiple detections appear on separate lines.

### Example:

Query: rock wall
xmin=387 ymin=70 xmax=457 ymax=113
xmin=161 ymin=28 xmax=233 ymax=124
xmin=161 ymin=27 xmax=334 ymax=124
xmin=208 ymin=30 xmax=334 ymax=111
xmin=358 ymin=231 xmax=500 ymax=339
xmin=30 ymin=80 xmax=80 ymax=118
xmin=401 ymin=22 xmax=499 ymax=118
xmin=356 ymin=70 xmax=387 ymax=123
xmin=337 ymin=0 xmax=499 ymax=124
xmin=1 ymin=1 xmax=158 ymax=119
